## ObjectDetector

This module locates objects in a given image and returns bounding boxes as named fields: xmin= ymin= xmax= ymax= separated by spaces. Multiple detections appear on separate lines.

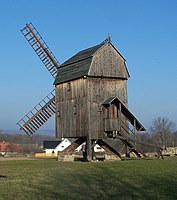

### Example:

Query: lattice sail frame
xmin=17 ymin=23 xmax=60 ymax=136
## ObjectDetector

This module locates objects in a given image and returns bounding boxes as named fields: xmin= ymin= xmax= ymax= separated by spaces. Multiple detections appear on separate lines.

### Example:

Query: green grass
xmin=0 ymin=157 xmax=177 ymax=200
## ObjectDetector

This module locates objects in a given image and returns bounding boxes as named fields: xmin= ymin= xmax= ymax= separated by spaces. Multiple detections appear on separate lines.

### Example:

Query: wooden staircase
xmin=119 ymin=120 xmax=147 ymax=157
xmin=17 ymin=90 xmax=55 ymax=136
xmin=102 ymin=97 xmax=147 ymax=157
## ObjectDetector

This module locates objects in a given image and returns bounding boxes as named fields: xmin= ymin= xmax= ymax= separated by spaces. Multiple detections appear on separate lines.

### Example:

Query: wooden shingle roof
xmin=54 ymin=43 xmax=104 ymax=85
xmin=54 ymin=39 xmax=129 ymax=85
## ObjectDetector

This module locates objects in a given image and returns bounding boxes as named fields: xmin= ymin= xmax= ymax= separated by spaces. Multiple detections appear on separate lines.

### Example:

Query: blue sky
xmin=0 ymin=0 xmax=177 ymax=132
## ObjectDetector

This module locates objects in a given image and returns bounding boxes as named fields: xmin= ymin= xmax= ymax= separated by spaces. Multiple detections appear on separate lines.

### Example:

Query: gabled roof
xmin=43 ymin=140 xmax=61 ymax=149
xmin=54 ymin=39 xmax=128 ymax=85
xmin=102 ymin=97 xmax=118 ymax=107
xmin=54 ymin=42 xmax=104 ymax=85
xmin=61 ymin=43 xmax=104 ymax=67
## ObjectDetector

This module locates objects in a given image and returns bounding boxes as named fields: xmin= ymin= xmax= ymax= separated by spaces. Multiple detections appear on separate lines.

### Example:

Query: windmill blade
xmin=21 ymin=22 xmax=60 ymax=78
xmin=17 ymin=90 xmax=55 ymax=136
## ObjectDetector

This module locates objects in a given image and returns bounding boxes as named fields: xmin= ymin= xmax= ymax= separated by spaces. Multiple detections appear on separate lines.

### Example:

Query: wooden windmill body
xmin=17 ymin=23 xmax=146 ymax=161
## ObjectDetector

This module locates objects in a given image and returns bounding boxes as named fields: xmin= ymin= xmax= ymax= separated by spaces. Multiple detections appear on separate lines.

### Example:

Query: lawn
xmin=0 ymin=157 xmax=177 ymax=200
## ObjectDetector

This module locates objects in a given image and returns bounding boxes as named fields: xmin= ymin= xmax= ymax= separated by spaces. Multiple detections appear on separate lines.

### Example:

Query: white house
xmin=43 ymin=138 xmax=71 ymax=156
xmin=75 ymin=142 xmax=105 ymax=153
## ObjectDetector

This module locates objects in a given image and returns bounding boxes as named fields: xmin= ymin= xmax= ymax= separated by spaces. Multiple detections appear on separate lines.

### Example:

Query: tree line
xmin=135 ymin=116 xmax=177 ymax=152
xmin=0 ymin=131 xmax=56 ymax=146
xmin=0 ymin=116 xmax=176 ymax=154
xmin=0 ymin=131 xmax=57 ymax=154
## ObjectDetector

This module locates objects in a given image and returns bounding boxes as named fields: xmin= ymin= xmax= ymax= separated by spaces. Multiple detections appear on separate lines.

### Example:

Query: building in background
xmin=0 ymin=141 xmax=20 ymax=156
xmin=35 ymin=138 xmax=71 ymax=157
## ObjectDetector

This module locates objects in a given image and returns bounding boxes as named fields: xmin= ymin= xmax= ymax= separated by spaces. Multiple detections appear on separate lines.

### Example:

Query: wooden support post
xmin=118 ymin=102 xmax=121 ymax=120
xmin=125 ymin=145 xmax=130 ymax=157
xmin=86 ymin=137 xmax=92 ymax=161
xmin=117 ymin=102 xmax=122 ymax=134
xmin=134 ymin=119 xmax=137 ymax=146
xmin=157 ymin=148 xmax=164 ymax=160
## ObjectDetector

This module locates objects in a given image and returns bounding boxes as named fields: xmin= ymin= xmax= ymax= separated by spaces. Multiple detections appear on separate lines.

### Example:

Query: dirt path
xmin=0 ymin=157 xmax=35 ymax=161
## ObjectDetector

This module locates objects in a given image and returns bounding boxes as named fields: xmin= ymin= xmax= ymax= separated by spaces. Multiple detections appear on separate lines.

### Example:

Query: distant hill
xmin=0 ymin=131 xmax=57 ymax=145
xmin=0 ymin=129 xmax=54 ymax=136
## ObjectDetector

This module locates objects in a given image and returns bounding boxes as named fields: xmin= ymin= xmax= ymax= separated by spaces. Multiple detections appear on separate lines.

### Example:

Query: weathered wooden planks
xmin=55 ymin=75 xmax=128 ymax=139
xmin=55 ymin=42 xmax=129 ymax=139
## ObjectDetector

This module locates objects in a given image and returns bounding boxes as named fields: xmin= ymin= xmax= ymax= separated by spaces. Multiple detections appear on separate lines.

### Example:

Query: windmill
xmin=17 ymin=23 xmax=59 ymax=136
xmin=17 ymin=23 xmax=147 ymax=160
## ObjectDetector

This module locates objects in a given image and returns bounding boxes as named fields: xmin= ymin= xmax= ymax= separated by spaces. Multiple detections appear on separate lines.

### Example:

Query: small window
xmin=98 ymin=106 xmax=102 ymax=112
xmin=57 ymin=111 xmax=60 ymax=117
xmin=67 ymin=82 xmax=71 ymax=91
xmin=74 ymin=105 xmax=76 ymax=114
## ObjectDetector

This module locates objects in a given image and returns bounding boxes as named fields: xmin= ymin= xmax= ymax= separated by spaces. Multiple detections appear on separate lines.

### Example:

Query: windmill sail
xmin=17 ymin=90 xmax=55 ymax=136
xmin=21 ymin=22 xmax=60 ymax=78
xmin=17 ymin=23 xmax=59 ymax=135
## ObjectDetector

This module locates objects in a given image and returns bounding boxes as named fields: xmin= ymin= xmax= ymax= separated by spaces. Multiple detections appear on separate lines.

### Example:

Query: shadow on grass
xmin=0 ymin=175 xmax=7 ymax=179
xmin=29 ymin=162 xmax=177 ymax=200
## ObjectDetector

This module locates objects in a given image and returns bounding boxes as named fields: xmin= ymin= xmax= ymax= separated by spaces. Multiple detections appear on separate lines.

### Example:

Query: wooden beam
xmin=96 ymin=139 xmax=121 ymax=158
xmin=62 ymin=137 xmax=86 ymax=155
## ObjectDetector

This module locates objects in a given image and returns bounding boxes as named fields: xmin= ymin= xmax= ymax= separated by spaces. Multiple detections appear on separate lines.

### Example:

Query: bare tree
xmin=149 ymin=117 xmax=176 ymax=148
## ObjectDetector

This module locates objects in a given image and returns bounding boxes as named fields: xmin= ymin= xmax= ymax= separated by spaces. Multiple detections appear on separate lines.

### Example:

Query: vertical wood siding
xmin=89 ymin=43 xmax=129 ymax=78
xmin=87 ymin=77 xmax=128 ymax=139
xmin=55 ymin=43 xmax=128 ymax=139
xmin=55 ymin=78 xmax=88 ymax=138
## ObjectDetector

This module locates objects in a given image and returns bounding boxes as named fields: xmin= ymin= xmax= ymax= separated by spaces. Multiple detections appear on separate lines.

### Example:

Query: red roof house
xmin=0 ymin=141 xmax=20 ymax=155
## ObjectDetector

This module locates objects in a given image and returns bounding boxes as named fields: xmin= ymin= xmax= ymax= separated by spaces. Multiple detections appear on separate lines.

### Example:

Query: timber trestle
xmin=57 ymin=97 xmax=147 ymax=161
xmin=96 ymin=139 xmax=121 ymax=158
xmin=57 ymin=137 xmax=122 ymax=161
xmin=62 ymin=137 xmax=86 ymax=155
